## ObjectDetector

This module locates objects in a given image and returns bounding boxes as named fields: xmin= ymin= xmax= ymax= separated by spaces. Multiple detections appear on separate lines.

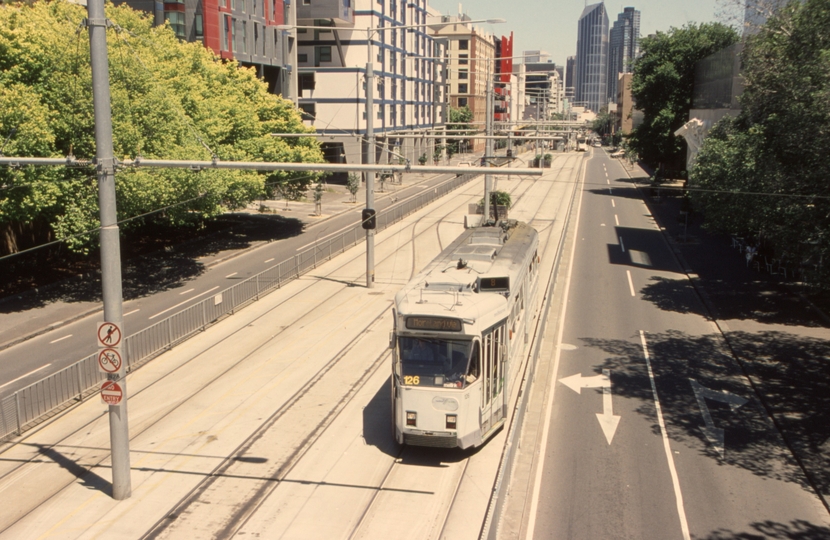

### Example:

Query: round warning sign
xmin=98 ymin=348 xmax=123 ymax=374
xmin=101 ymin=380 xmax=123 ymax=406
xmin=97 ymin=322 xmax=122 ymax=348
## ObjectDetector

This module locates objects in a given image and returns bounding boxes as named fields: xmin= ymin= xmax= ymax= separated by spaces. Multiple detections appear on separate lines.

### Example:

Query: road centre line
xmin=179 ymin=289 xmax=195 ymax=295
xmin=627 ymin=270 xmax=636 ymax=296
xmin=264 ymin=258 xmax=274 ymax=263
xmin=619 ymin=235 xmax=625 ymax=251
xmin=49 ymin=335 xmax=72 ymax=344
xmin=525 ymin=150 xmax=587 ymax=540
xmin=612 ymin=199 xmax=616 ymax=207
xmin=640 ymin=331 xmax=691 ymax=540
xmin=615 ymin=215 xmax=620 ymax=226
xmin=124 ymin=309 xmax=140 ymax=317
xmin=149 ymin=286 xmax=220 ymax=320
xmin=225 ymin=272 xmax=237 ymax=278
xmin=0 ymin=364 xmax=51 ymax=390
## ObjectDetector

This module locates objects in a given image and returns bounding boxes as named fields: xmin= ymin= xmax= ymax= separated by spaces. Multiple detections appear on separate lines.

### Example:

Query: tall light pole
xmin=87 ymin=0 xmax=130 ymax=500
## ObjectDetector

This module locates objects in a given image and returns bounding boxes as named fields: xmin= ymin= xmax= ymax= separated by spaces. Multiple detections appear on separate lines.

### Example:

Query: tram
xmin=390 ymin=220 xmax=540 ymax=449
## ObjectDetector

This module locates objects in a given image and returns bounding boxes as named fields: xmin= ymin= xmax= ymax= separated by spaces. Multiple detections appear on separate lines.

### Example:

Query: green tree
xmin=628 ymin=23 xmax=738 ymax=170
xmin=447 ymin=105 xmax=474 ymax=155
xmin=346 ymin=173 xmax=360 ymax=202
xmin=0 ymin=1 xmax=324 ymax=255
xmin=692 ymin=0 xmax=830 ymax=286
xmin=592 ymin=112 xmax=614 ymax=137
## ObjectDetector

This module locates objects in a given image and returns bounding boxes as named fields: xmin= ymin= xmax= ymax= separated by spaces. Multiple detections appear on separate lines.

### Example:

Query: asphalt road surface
xmin=522 ymin=149 xmax=829 ymax=539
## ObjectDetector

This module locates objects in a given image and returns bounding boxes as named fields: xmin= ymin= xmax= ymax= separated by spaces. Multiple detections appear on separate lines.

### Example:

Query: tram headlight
xmin=406 ymin=411 xmax=417 ymax=427
xmin=446 ymin=414 xmax=457 ymax=430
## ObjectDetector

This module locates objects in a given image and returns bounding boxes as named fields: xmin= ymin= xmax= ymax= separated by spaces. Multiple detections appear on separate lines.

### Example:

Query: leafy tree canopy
xmin=692 ymin=0 xmax=830 ymax=286
xmin=628 ymin=22 xmax=739 ymax=169
xmin=0 ymin=1 xmax=323 ymax=254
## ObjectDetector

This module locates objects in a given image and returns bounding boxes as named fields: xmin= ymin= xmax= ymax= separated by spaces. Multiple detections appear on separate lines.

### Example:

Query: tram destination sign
xmin=406 ymin=316 xmax=463 ymax=332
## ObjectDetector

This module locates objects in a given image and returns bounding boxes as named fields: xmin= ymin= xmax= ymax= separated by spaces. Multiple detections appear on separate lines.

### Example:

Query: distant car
xmin=610 ymin=150 xmax=625 ymax=158
xmin=592 ymin=142 xmax=601 ymax=147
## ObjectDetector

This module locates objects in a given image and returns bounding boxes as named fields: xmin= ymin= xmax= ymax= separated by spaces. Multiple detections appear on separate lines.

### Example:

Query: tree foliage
xmin=692 ymin=0 xmax=830 ymax=286
xmin=447 ymin=105 xmax=474 ymax=154
xmin=628 ymin=23 xmax=739 ymax=169
xmin=591 ymin=112 xmax=614 ymax=137
xmin=0 ymin=1 xmax=323 ymax=255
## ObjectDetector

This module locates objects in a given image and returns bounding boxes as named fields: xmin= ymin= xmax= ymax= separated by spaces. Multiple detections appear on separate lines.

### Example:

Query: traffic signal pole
xmin=87 ymin=0 xmax=131 ymax=500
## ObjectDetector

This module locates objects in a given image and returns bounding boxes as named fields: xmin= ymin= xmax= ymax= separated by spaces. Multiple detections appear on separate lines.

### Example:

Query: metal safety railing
xmin=0 ymin=172 xmax=481 ymax=441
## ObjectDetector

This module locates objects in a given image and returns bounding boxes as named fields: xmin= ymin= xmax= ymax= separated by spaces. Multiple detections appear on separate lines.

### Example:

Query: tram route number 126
xmin=404 ymin=375 xmax=420 ymax=385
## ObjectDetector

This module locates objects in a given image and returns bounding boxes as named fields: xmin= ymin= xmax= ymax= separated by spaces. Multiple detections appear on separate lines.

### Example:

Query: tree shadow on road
xmin=578 ymin=329 xmax=830 ymax=504
xmin=0 ymin=214 xmax=304 ymax=313
xmin=700 ymin=519 xmax=830 ymax=539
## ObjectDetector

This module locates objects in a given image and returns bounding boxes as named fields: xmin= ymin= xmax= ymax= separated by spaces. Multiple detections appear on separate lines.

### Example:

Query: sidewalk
xmin=0 ymin=150 xmax=499 ymax=353
xmin=622 ymin=160 xmax=830 ymax=510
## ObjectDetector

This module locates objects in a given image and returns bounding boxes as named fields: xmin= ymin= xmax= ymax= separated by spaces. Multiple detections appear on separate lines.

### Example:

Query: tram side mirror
xmin=389 ymin=332 xmax=396 ymax=350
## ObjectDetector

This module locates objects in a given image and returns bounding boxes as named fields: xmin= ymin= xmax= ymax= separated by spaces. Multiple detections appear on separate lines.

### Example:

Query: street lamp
xmin=279 ymin=17 xmax=505 ymax=288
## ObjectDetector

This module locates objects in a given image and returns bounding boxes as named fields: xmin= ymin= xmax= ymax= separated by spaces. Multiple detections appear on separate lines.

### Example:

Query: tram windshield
xmin=398 ymin=337 xmax=475 ymax=388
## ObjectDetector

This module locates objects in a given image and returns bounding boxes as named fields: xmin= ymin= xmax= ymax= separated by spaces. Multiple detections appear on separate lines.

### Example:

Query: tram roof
xmin=395 ymin=220 xmax=538 ymax=320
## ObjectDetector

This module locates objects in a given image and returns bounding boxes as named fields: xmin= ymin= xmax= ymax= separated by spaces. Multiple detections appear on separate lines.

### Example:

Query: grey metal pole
xmin=483 ymin=58 xmax=493 ymax=222
xmin=365 ymin=60 xmax=375 ymax=288
xmin=87 ymin=0 xmax=131 ymax=500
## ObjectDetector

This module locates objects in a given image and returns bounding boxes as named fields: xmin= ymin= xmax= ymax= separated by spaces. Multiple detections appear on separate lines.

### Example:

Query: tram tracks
xmin=0 ymin=161 xmax=576 ymax=538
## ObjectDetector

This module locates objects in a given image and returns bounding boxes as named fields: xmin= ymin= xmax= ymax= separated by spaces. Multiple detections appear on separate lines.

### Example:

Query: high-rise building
xmin=607 ymin=7 xmax=640 ymax=102
xmin=565 ymin=55 xmax=576 ymax=103
xmin=575 ymin=2 xmax=609 ymax=113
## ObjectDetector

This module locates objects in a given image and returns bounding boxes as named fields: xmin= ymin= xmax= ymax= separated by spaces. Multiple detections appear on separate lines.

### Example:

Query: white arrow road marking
xmin=596 ymin=369 xmax=621 ymax=444
xmin=560 ymin=369 xmax=621 ymax=444
xmin=690 ymin=379 xmax=748 ymax=459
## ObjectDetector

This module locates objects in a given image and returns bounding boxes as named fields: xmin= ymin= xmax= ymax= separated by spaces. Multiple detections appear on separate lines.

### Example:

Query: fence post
xmin=15 ymin=392 xmax=22 ymax=436
xmin=277 ymin=265 xmax=281 ymax=288
xmin=230 ymin=286 xmax=236 ymax=315
xmin=256 ymin=274 xmax=260 ymax=301
xmin=76 ymin=362 xmax=83 ymax=401
xmin=202 ymin=300 xmax=208 ymax=331
xmin=167 ymin=317 xmax=174 ymax=350
xmin=295 ymin=254 xmax=301 ymax=278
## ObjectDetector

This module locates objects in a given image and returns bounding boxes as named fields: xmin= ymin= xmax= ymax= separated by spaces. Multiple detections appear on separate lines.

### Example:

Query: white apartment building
xmin=295 ymin=0 xmax=446 ymax=165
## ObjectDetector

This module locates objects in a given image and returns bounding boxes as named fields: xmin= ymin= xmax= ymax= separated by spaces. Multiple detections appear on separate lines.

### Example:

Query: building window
xmin=164 ymin=11 xmax=186 ymax=39
xmin=458 ymin=39 xmax=468 ymax=50
xmin=299 ymin=73 xmax=316 ymax=91
xmin=459 ymin=54 xmax=468 ymax=65
xmin=240 ymin=21 xmax=247 ymax=53
xmin=302 ymin=0 xmax=310 ymax=5
xmin=298 ymin=53 xmax=309 ymax=63
xmin=458 ymin=83 xmax=468 ymax=93
xmin=458 ymin=97 xmax=468 ymax=107
xmin=299 ymin=103 xmax=316 ymax=121
xmin=458 ymin=70 xmax=468 ymax=80
xmin=315 ymin=46 xmax=331 ymax=66
xmin=195 ymin=14 xmax=204 ymax=39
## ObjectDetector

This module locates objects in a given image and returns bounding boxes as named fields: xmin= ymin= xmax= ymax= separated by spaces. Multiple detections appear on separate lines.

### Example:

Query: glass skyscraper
xmin=575 ymin=2 xmax=609 ymax=113
xmin=607 ymin=7 xmax=640 ymax=102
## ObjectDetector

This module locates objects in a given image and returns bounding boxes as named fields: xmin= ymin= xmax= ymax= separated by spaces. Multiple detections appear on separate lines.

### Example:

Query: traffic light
xmin=362 ymin=208 xmax=377 ymax=230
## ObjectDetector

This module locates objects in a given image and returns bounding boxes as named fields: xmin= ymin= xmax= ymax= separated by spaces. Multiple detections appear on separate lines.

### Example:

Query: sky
xmin=426 ymin=0 xmax=738 ymax=68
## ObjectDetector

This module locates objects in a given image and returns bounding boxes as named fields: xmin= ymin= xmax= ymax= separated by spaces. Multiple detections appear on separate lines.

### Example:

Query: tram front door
xmin=481 ymin=322 xmax=506 ymax=436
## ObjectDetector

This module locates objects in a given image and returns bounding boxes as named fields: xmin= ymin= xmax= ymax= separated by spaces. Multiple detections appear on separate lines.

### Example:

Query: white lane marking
xmin=606 ymin=177 xmax=610 ymax=184
xmin=225 ymin=272 xmax=237 ymax=278
xmin=619 ymin=235 xmax=625 ymax=252
xmin=149 ymin=286 xmax=220 ymax=320
xmin=615 ymin=214 xmax=620 ymax=226
xmin=612 ymin=199 xmax=616 ymax=208
xmin=179 ymin=288 xmax=195 ymax=295
xmin=49 ymin=335 xmax=72 ymax=344
xmin=124 ymin=309 xmax=140 ymax=317
xmin=0 ymin=364 xmax=52 ymax=390
xmin=627 ymin=270 xmax=636 ymax=296
xmin=525 ymin=151 xmax=587 ymax=540
xmin=640 ymin=331 xmax=691 ymax=540
xmin=264 ymin=258 xmax=274 ymax=263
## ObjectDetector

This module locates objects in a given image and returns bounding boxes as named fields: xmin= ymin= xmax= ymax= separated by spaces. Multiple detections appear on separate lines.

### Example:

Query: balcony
xmin=297 ymin=0 xmax=354 ymax=26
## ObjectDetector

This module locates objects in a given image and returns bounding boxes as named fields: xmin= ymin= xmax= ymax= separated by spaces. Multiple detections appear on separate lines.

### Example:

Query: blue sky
xmin=426 ymin=1 xmax=736 ymax=67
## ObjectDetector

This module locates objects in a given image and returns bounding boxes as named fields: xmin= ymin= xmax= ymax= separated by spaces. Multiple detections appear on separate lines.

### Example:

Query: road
xmin=0 ymin=170 xmax=465 ymax=399
xmin=514 ymin=149 xmax=829 ymax=539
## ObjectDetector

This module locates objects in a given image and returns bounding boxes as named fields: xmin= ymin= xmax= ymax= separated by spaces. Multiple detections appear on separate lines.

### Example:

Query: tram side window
xmin=483 ymin=334 xmax=492 ymax=405
xmin=492 ymin=326 xmax=501 ymax=399
xmin=466 ymin=341 xmax=480 ymax=383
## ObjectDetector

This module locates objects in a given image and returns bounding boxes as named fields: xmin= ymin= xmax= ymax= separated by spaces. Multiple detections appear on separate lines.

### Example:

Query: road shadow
xmin=578 ymin=329 xmax=830 ymax=503
xmin=700 ymin=519 xmax=830 ymax=539
xmin=0 ymin=214 xmax=304 ymax=313
xmin=606 ymin=226 xmax=680 ymax=273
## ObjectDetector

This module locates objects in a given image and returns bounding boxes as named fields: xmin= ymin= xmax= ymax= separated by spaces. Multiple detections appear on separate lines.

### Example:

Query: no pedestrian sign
xmin=98 ymin=348 xmax=123 ymax=374
xmin=97 ymin=321 xmax=122 ymax=348
xmin=101 ymin=380 xmax=123 ymax=406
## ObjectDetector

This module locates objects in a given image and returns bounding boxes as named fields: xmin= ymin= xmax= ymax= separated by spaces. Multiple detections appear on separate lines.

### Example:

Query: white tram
xmin=390 ymin=220 xmax=540 ymax=449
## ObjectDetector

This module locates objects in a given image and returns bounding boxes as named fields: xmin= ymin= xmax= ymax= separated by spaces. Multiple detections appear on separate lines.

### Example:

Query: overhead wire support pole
xmin=483 ymin=56 xmax=494 ymax=222
xmin=365 ymin=57 xmax=375 ymax=288
xmin=87 ymin=0 xmax=131 ymax=500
